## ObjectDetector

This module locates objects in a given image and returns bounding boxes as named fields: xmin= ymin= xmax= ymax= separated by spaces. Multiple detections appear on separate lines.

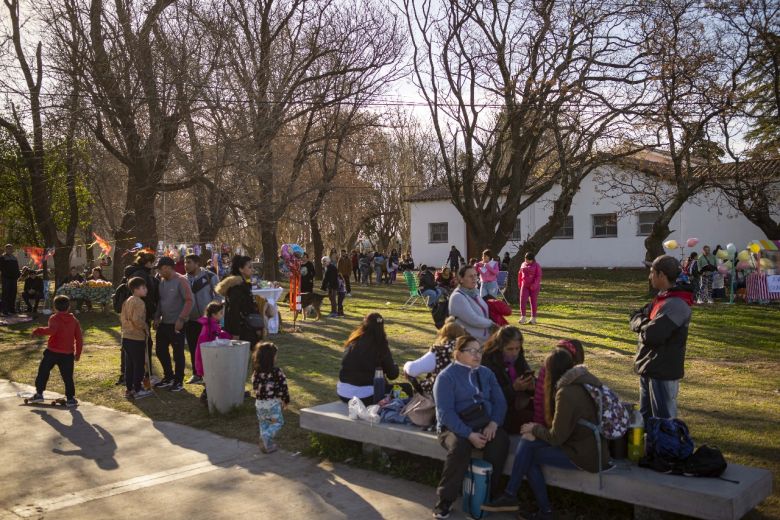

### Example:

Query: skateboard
xmin=17 ymin=391 xmax=73 ymax=407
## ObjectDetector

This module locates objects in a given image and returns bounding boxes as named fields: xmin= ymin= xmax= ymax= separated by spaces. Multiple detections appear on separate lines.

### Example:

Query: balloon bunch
xmin=281 ymin=244 xmax=304 ymax=314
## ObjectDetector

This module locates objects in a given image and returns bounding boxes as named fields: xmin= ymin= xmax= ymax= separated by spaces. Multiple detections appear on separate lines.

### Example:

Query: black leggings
xmin=123 ymin=338 xmax=146 ymax=392
xmin=35 ymin=350 xmax=75 ymax=399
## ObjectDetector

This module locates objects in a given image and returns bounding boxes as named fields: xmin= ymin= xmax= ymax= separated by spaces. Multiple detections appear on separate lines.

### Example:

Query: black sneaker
xmin=154 ymin=379 xmax=173 ymax=389
xmin=168 ymin=382 xmax=184 ymax=392
xmin=28 ymin=393 xmax=44 ymax=403
xmin=65 ymin=398 xmax=78 ymax=408
xmin=481 ymin=493 xmax=519 ymax=512
xmin=432 ymin=500 xmax=451 ymax=519
xmin=115 ymin=375 xmax=125 ymax=386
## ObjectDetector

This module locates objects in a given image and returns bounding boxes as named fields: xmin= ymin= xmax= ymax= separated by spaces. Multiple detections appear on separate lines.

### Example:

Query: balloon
xmin=686 ymin=238 xmax=699 ymax=248
xmin=726 ymin=243 xmax=737 ymax=254
xmin=760 ymin=258 xmax=774 ymax=269
xmin=748 ymin=243 xmax=761 ymax=254
xmin=663 ymin=239 xmax=678 ymax=250
xmin=737 ymin=261 xmax=750 ymax=270
xmin=716 ymin=249 xmax=730 ymax=260
xmin=281 ymin=244 xmax=291 ymax=261
xmin=724 ymin=260 xmax=733 ymax=269
xmin=717 ymin=264 xmax=729 ymax=275
xmin=737 ymin=250 xmax=750 ymax=262
xmin=291 ymin=244 xmax=304 ymax=256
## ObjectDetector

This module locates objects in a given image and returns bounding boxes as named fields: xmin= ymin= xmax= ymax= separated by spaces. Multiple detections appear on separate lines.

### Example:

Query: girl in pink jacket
xmin=517 ymin=252 xmax=543 ymax=324
xmin=476 ymin=248 xmax=500 ymax=298
xmin=194 ymin=302 xmax=233 ymax=378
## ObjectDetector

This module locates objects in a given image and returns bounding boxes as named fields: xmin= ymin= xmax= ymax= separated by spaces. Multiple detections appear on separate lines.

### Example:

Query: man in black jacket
xmin=321 ymin=256 xmax=339 ymax=318
xmin=630 ymin=255 xmax=694 ymax=423
xmin=0 ymin=244 xmax=21 ymax=315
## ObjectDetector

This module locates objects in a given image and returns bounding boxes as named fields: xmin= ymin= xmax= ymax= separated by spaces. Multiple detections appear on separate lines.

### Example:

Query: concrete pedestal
xmin=201 ymin=340 xmax=250 ymax=414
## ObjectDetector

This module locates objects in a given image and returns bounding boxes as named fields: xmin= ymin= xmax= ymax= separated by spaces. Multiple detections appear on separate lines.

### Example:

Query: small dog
xmin=283 ymin=291 xmax=325 ymax=321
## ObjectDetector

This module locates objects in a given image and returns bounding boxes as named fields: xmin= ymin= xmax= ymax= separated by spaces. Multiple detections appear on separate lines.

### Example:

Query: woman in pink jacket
xmin=517 ymin=252 xmax=542 ymax=324
xmin=476 ymin=249 xmax=500 ymax=298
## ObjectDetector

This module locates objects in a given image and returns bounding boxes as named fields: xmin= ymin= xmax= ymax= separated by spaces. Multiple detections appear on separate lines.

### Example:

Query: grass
xmin=1 ymin=269 xmax=778 ymax=519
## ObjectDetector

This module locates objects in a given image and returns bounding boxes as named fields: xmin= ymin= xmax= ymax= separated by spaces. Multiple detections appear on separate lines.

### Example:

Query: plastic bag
xmin=348 ymin=396 xmax=381 ymax=425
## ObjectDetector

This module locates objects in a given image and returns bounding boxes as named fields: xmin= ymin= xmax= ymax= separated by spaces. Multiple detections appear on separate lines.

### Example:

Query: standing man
xmin=153 ymin=257 xmax=193 ymax=392
xmin=321 ymin=256 xmax=339 ymax=318
xmin=184 ymin=254 xmax=219 ymax=384
xmin=337 ymin=249 xmax=352 ymax=296
xmin=696 ymin=245 xmax=717 ymax=304
xmin=446 ymin=245 xmax=464 ymax=272
xmin=0 ymin=244 xmax=21 ymax=316
xmin=630 ymin=255 xmax=694 ymax=423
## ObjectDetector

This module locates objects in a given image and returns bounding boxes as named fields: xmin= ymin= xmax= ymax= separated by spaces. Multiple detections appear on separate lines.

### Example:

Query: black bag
xmin=245 ymin=313 xmax=264 ymax=330
xmin=432 ymin=298 xmax=449 ymax=329
xmin=684 ymin=445 xmax=728 ymax=478
xmin=458 ymin=372 xmax=490 ymax=431
xmin=112 ymin=281 xmax=130 ymax=313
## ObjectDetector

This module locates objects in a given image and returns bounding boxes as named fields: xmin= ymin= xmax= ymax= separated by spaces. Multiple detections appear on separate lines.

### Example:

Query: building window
xmin=637 ymin=211 xmax=659 ymax=236
xmin=592 ymin=213 xmax=618 ymax=238
xmin=429 ymin=222 xmax=448 ymax=243
xmin=510 ymin=217 xmax=522 ymax=241
xmin=552 ymin=215 xmax=574 ymax=239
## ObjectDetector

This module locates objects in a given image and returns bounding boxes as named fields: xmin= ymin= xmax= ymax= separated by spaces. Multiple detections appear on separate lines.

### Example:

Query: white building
xmin=407 ymin=156 xmax=776 ymax=269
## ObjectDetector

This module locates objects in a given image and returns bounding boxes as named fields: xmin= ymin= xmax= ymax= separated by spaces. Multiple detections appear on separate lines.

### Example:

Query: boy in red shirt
xmin=29 ymin=295 xmax=83 ymax=407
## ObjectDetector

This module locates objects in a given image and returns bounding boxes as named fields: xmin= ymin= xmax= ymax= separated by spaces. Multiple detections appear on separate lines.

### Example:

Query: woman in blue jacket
xmin=432 ymin=335 xmax=508 ymax=519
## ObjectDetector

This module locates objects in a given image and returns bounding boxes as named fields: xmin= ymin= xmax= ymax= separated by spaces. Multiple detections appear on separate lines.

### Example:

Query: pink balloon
xmin=737 ymin=261 xmax=750 ymax=270
xmin=717 ymin=264 xmax=728 ymax=275
xmin=281 ymin=244 xmax=291 ymax=261
xmin=686 ymin=238 xmax=699 ymax=248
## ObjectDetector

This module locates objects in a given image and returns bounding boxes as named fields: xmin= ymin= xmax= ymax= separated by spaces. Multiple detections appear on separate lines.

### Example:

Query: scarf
xmin=461 ymin=287 xmax=480 ymax=299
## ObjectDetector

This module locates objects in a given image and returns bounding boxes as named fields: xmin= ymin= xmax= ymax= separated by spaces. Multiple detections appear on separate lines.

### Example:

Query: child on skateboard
xmin=120 ymin=277 xmax=154 ymax=400
xmin=29 ymin=295 xmax=83 ymax=407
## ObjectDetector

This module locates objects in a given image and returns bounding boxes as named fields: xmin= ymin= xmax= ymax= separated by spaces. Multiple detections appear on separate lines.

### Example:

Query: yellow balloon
xmin=716 ymin=250 xmax=730 ymax=260
xmin=737 ymin=250 xmax=750 ymax=262
xmin=749 ymin=243 xmax=761 ymax=254
xmin=760 ymin=258 xmax=774 ymax=269
xmin=663 ymin=239 xmax=678 ymax=250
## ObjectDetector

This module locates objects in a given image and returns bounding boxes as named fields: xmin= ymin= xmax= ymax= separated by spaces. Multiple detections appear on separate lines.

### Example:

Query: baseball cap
xmin=155 ymin=256 xmax=175 ymax=269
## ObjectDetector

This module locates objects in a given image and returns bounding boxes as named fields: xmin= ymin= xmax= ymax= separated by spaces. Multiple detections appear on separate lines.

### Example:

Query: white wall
xmin=411 ymin=167 xmax=772 ymax=269
xmin=410 ymin=200 xmax=468 ymax=268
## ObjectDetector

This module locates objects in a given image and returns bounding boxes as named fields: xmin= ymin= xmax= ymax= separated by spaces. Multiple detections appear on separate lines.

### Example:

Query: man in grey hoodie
xmin=184 ymin=254 xmax=219 ymax=384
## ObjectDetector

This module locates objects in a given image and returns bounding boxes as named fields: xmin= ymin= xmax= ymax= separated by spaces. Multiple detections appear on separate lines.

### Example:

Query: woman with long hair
xmin=216 ymin=255 xmax=260 ymax=344
xmin=481 ymin=326 xmax=535 ymax=433
xmin=532 ymin=339 xmax=585 ymax=426
xmin=482 ymin=348 xmax=609 ymax=518
xmin=403 ymin=316 xmax=466 ymax=394
xmin=336 ymin=313 xmax=400 ymax=404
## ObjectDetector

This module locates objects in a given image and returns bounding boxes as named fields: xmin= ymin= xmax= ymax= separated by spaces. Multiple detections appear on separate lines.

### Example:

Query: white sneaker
xmin=519 ymin=316 xmax=528 ymax=324
xmin=696 ymin=299 xmax=703 ymax=304
xmin=134 ymin=389 xmax=153 ymax=400
xmin=707 ymin=300 xmax=714 ymax=304
xmin=530 ymin=317 xmax=537 ymax=324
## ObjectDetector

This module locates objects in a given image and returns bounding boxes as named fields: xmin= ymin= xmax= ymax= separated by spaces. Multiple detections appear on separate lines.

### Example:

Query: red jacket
xmin=33 ymin=312 xmax=83 ymax=357
xmin=486 ymin=299 xmax=512 ymax=326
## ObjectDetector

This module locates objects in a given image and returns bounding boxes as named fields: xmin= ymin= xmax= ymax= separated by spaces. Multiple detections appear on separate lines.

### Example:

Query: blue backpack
xmin=642 ymin=417 xmax=694 ymax=474
xmin=462 ymin=459 xmax=492 ymax=518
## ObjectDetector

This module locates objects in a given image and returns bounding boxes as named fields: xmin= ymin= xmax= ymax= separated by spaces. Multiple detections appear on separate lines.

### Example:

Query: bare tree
xmin=0 ymin=0 xmax=83 ymax=285
xmin=214 ymin=0 xmax=404 ymax=279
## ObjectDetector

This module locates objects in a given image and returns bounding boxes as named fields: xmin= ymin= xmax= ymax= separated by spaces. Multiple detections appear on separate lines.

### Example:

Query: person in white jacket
xmin=448 ymin=265 xmax=495 ymax=344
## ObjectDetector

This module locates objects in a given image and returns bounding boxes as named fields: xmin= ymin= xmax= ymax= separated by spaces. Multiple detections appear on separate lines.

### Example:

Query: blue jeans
xmin=421 ymin=288 xmax=443 ymax=306
xmin=505 ymin=438 xmax=575 ymax=512
xmin=480 ymin=280 xmax=498 ymax=298
xmin=639 ymin=376 xmax=679 ymax=424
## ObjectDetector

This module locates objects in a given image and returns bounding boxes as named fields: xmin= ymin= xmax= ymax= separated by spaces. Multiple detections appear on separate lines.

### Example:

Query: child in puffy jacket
xmin=517 ymin=252 xmax=543 ymax=324
xmin=476 ymin=248 xmax=500 ymax=298
xmin=194 ymin=301 xmax=233 ymax=385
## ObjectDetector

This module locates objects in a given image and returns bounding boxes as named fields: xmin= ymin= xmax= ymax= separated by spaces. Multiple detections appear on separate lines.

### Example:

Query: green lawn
xmin=1 ymin=269 xmax=778 ymax=519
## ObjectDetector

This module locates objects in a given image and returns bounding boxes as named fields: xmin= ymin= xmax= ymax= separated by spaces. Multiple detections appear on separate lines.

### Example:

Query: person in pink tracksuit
xmin=517 ymin=252 xmax=542 ymax=324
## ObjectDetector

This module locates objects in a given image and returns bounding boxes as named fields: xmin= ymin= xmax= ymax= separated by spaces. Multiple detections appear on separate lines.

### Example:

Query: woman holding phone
xmin=481 ymin=326 xmax=535 ymax=433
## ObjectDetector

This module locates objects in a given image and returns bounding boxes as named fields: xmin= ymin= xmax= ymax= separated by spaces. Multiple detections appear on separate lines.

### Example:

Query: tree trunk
xmin=258 ymin=219 xmax=279 ymax=281
xmin=742 ymin=210 xmax=780 ymax=240
xmin=112 ymin=169 xmax=159 ymax=282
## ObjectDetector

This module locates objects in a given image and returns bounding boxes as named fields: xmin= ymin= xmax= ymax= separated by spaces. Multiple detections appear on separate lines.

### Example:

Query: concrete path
xmin=0 ymin=379 xmax=451 ymax=519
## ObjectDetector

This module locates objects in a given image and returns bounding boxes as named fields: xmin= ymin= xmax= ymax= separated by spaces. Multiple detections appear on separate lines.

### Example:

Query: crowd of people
xmin=681 ymin=244 xmax=753 ymax=304
xmin=334 ymin=254 xmax=693 ymax=519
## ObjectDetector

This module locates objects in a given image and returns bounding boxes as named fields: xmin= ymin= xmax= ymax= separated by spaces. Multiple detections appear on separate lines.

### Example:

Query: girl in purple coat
xmin=517 ymin=252 xmax=543 ymax=324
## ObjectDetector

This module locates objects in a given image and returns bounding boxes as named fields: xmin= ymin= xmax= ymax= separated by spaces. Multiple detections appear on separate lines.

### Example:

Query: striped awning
xmin=758 ymin=240 xmax=780 ymax=251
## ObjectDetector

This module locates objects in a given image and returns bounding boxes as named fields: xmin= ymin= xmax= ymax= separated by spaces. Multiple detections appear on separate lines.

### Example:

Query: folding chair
xmin=496 ymin=270 xmax=509 ymax=302
xmin=402 ymin=270 xmax=427 ymax=307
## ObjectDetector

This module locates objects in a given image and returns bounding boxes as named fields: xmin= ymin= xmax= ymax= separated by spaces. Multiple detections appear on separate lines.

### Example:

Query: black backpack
xmin=431 ymin=297 xmax=449 ymax=329
xmin=112 ymin=280 xmax=130 ymax=313
xmin=683 ymin=445 xmax=729 ymax=478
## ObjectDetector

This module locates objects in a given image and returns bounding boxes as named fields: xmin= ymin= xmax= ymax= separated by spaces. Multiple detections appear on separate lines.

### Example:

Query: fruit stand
xmin=56 ymin=280 xmax=114 ymax=309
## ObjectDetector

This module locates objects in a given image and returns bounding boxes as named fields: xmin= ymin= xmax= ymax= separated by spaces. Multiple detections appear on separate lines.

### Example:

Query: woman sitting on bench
xmin=482 ymin=348 xmax=609 ymax=519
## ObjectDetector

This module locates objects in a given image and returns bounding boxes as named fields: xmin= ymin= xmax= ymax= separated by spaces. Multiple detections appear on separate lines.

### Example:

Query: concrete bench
xmin=300 ymin=401 xmax=773 ymax=520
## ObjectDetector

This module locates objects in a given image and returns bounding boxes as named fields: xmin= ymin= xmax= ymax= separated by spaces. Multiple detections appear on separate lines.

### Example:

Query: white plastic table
xmin=251 ymin=286 xmax=284 ymax=334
